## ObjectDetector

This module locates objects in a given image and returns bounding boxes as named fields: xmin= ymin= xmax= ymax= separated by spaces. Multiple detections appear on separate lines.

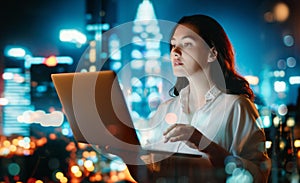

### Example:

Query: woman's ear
xmin=208 ymin=47 xmax=217 ymax=63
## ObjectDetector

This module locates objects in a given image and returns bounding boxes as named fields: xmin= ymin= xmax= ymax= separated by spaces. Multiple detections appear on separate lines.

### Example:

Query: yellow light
xmin=77 ymin=142 xmax=88 ymax=149
xmin=55 ymin=172 xmax=64 ymax=180
xmin=279 ymin=140 xmax=285 ymax=150
xmin=294 ymin=140 xmax=300 ymax=148
xmin=286 ymin=117 xmax=295 ymax=127
xmin=89 ymin=65 xmax=97 ymax=72
xmin=82 ymin=151 xmax=90 ymax=158
xmin=12 ymin=139 xmax=19 ymax=146
xmin=273 ymin=116 xmax=280 ymax=127
xmin=118 ymin=172 xmax=125 ymax=180
xmin=3 ymin=140 xmax=11 ymax=147
xmin=60 ymin=177 xmax=68 ymax=183
xmin=90 ymin=150 xmax=96 ymax=158
xmin=86 ymin=165 xmax=95 ymax=172
xmin=71 ymin=165 xmax=80 ymax=174
xmin=43 ymin=56 xmax=58 ymax=67
xmin=89 ymin=48 xmax=96 ymax=63
xmin=84 ymin=160 xmax=93 ymax=169
xmin=298 ymin=150 xmax=300 ymax=158
xmin=35 ymin=180 xmax=43 ymax=183
xmin=273 ymin=2 xmax=289 ymax=22
xmin=9 ymin=145 xmax=17 ymax=152
xmin=90 ymin=40 xmax=96 ymax=47
xmin=74 ymin=171 xmax=82 ymax=178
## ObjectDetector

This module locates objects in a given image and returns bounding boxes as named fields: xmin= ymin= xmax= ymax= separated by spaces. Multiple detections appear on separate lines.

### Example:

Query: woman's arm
xmin=163 ymin=123 xmax=270 ymax=182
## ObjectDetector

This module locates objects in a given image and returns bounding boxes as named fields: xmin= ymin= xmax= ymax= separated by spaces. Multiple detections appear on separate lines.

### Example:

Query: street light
xmin=59 ymin=29 xmax=87 ymax=47
xmin=4 ymin=46 xmax=32 ymax=59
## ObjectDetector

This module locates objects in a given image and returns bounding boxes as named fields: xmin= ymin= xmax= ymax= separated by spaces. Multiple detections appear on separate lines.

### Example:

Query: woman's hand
xmin=163 ymin=124 xmax=203 ymax=149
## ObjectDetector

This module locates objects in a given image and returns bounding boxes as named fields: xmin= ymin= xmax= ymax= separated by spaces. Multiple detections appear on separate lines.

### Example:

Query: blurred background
xmin=0 ymin=0 xmax=299 ymax=182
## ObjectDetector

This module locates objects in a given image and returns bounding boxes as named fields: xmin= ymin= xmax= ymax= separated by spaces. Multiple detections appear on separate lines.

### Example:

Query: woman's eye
xmin=183 ymin=42 xmax=192 ymax=47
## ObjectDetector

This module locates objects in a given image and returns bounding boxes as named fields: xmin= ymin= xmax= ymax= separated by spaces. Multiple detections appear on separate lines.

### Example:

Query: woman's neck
xmin=186 ymin=71 xmax=213 ymax=113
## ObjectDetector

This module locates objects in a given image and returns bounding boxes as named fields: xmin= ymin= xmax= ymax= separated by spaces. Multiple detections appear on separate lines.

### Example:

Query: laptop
xmin=51 ymin=71 xmax=202 ymax=164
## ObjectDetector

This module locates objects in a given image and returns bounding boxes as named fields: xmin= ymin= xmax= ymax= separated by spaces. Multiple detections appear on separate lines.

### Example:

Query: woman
xmin=141 ymin=14 xmax=271 ymax=182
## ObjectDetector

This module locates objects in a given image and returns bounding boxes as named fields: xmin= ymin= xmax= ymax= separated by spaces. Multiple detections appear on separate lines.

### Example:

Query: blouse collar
xmin=179 ymin=85 xmax=221 ymax=114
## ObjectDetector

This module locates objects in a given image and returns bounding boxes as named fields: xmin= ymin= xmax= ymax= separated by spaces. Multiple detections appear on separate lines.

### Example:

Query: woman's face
xmin=170 ymin=24 xmax=212 ymax=77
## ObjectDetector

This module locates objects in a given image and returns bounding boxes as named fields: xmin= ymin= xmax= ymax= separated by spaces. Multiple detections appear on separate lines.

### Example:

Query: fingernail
xmin=164 ymin=138 xmax=168 ymax=143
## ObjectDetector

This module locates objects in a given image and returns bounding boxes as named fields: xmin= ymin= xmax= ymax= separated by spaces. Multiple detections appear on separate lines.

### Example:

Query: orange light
xmin=43 ymin=56 xmax=58 ymax=67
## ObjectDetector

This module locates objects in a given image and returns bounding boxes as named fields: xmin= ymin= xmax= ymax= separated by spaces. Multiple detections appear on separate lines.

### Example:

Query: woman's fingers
xmin=163 ymin=123 xmax=177 ymax=136
xmin=169 ymin=134 xmax=186 ymax=142
xmin=164 ymin=124 xmax=194 ymax=143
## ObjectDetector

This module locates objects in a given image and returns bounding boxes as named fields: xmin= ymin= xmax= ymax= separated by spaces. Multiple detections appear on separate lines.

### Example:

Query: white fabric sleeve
xmin=228 ymin=97 xmax=271 ymax=183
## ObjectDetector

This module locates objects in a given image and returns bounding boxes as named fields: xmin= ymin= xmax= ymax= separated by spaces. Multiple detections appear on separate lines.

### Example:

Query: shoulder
xmin=224 ymin=94 xmax=261 ymax=128
xmin=222 ymin=93 xmax=257 ymax=112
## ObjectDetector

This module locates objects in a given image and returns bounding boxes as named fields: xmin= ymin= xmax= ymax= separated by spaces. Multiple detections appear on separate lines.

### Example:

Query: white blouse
xmin=137 ymin=85 xmax=270 ymax=182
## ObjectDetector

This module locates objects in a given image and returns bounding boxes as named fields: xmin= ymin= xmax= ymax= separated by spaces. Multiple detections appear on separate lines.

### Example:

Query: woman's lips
xmin=173 ymin=59 xmax=183 ymax=66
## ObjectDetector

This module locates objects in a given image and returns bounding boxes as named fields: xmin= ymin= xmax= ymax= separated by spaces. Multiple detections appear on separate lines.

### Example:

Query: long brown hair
xmin=169 ymin=14 xmax=254 ymax=101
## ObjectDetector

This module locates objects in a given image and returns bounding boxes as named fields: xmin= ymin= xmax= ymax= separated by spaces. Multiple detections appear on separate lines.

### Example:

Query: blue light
xmin=7 ymin=48 xmax=26 ymax=57
xmin=36 ymin=85 xmax=47 ymax=93
xmin=283 ymin=35 xmax=294 ymax=47
xmin=110 ymin=61 xmax=122 ymax=71
xmin=262 ymin=116 xmax=272 ymax=128
xmin=4 ymin=46 xmax=32 ymax=59
xmin=286 ymin=57 xmax=296 ymax=68
xmin=59 ymin=29 xmax=87 ymax=45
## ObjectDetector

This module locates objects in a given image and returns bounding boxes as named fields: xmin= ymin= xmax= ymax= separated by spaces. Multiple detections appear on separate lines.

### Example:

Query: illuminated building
xmin=2 ymin=67 xmax=32 ymax=136
xmin=123 ymin=0 xmax=174 ymax=120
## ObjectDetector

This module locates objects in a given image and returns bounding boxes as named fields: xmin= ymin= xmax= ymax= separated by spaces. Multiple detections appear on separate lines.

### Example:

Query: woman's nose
xmin=172 ymin=47 xmax=181 ymax=58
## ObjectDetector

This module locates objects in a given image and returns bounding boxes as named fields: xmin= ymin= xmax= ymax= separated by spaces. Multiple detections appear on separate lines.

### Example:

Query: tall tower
xmin=125 ymin=0 xmax=173 ymax=121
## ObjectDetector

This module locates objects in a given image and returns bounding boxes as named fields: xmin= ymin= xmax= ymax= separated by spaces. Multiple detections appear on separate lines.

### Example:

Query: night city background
xmin=0 ymin=0 xmax=300 ymax=182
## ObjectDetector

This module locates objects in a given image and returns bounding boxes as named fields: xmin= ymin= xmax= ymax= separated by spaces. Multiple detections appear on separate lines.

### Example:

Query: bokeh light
xmin=286 ymin=57 xmax=296 ymax=68
xmin=164 ymin=113 xmax=178 ymax=124
xmin=266 ymin=141 xmax=272 ymax=149
xmin=55 ymin=171 xmax=64 ymax=180
xmin=294 ymin=140 xmax=300 ymax=148
xmin=8 ymin=163 xmax=21 ymax=176
xmin=286 ymin=117 xmax=295 ymax=127
xmin=273 ymin=2 xmax=289 ymax=22
xmin=283 ymin=35 xmax=294 ymax=47
xmin=278 ymin=104 xmax=288 ymax=116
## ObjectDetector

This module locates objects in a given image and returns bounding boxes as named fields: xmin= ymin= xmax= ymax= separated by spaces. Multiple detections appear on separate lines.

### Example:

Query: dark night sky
xmin=0 ymin=0 xmax=299 ymax=104
xmin=0 ymin=0 xmax=85 ymax=57
xmin=0 ymin=0 xmax=297 ymax=66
